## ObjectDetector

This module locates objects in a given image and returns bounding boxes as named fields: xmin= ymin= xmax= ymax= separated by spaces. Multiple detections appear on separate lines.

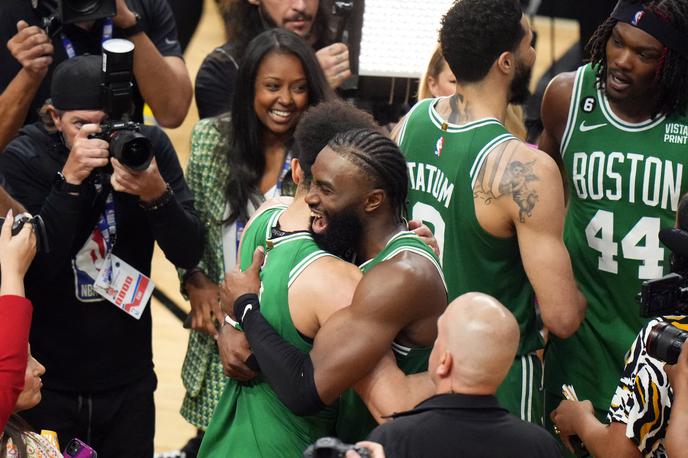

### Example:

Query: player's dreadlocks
xmin=587 ymin=0 xmax=688 ymax=118
xmin=328 ymin=128 xmax=409 ymax=223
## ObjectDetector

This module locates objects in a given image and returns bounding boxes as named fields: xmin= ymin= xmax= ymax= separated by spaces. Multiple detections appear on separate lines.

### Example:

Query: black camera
xmin=647 ymin=321 xmax=688 ymax=365
xmin=90 ymin=120 xmax=152 ymax=171
xmin=0 ymin=214 xmax=49 ymax=253
xmin=89 ymin=39 xmax=153 ymax=171
xmin=638 ymin=273 xmax=688 ymax=318
xmin=34 ymin=0 xmax=116 ymax=37
xmin=303 ymin=437 xmax=371 ymax=458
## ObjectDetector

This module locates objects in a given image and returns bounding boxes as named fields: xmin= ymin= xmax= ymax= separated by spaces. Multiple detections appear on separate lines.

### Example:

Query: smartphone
xmin=63 ymin=438 xmax=97 ymax=458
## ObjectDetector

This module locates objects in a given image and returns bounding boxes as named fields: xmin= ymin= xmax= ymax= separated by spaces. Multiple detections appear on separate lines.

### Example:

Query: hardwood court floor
xmin=150 ymin=2 xmax=580 ymax=452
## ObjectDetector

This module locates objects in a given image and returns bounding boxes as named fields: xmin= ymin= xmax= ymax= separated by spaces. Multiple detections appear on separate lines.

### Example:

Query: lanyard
xmin=60 ymin=18 xmax=113 ymax=59
xmin=235 ymin=152 xmax=293 ymax=252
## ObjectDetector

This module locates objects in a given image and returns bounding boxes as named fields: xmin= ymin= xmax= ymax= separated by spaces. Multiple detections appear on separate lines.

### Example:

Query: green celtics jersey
xmin=335 ymin=231 xmax=445 ymax=442
xmin=199 ymin=214 xmax=337 ymax=458
xmin=398 ymin=97 xmax=541 ymax=357
xmin=546 ymin=63 xmax=688 ymax=412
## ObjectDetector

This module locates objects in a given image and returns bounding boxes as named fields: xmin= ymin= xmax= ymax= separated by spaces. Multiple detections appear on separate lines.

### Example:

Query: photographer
xmin=0 ymin=0 xmax=192 ymax=150
xmin=0 ymin=54 xmax=202 ymax=456
xmin=0 ymin=210 xmax=36 ymax=431
xmin=551 ymin=195 xmax=688 ymax=457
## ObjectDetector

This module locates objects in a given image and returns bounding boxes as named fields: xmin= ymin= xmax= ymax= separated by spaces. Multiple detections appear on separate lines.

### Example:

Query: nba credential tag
xmin=93 ymin=253 xmax=154 ymax=320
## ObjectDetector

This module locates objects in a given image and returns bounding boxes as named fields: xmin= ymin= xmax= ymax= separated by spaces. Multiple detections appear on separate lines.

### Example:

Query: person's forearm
xmin=130 ymin=33 xmax=191 ymax=128
xmin=241 ymin=304 xmax=326 ymax=416
xmin=0 ymin=70 xmax=44 ymax=151
xmin=576 ymin=418 xmax=638 ymax=458
xmin=666 ymin=391 xmax=688 ymax=457
xmin=146 ymin=196 xmax=202 ymax=269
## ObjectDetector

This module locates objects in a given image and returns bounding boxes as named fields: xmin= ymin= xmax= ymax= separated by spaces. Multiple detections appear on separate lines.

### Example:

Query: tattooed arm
xmin=473 ymin=141 xmax=586 ymax=338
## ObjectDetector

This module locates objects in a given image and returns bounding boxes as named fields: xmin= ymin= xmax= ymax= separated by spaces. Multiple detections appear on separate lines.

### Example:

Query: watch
xmin=54 ymin=171 xmax=82 ymax=194
xmin=120 ymin=12 xmax=144 ymax=38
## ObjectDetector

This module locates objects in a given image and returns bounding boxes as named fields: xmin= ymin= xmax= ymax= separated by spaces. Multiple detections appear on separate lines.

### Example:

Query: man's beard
xmin=311 ymin=207 xmax=363 ymax=260
xmin=508 ymin=58 xmax=533 ymax=105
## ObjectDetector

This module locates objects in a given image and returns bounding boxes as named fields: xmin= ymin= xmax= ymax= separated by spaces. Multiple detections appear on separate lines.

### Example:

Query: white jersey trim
xmin=597 ymin=87 xmax=666 ymax=132
xmin=288 ymin=249 xmax=335 ymax=287
xmin=560 ymin=66 xmax=586 ymax=158
xmin=469 ymin=133 xmax=516 ymax=189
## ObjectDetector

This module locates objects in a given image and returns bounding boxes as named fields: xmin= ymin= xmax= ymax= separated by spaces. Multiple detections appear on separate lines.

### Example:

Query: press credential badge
xmin=93 ymin=253 xmax=155 ymax=319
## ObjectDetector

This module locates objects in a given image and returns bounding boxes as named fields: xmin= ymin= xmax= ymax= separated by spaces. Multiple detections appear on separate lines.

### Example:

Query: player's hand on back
xmin=220 ymin=246 xmax=264 ymax=319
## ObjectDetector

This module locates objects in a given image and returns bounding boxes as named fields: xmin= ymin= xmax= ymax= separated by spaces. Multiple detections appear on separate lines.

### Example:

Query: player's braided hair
xmin=328 ymin=128 xmax=409 ymax=223
xmin=587 ymin=0 xmax=688 ymax=118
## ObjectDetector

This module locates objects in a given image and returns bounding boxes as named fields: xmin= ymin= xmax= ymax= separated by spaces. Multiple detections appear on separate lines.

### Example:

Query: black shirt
xmin=0 ymin=0 xmax=182 ymax=126
xmin=368 ymin=393 xmax=562 ymax=458
xmin=0 ymin=122 xmax=202 ymax=392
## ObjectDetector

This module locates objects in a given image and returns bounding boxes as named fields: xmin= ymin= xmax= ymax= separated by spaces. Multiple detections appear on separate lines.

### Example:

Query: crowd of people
xmin=1 ymin=0 xmax=688 ymax=457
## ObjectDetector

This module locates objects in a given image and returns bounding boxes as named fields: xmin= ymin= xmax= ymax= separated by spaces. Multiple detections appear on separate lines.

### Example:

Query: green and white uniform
xmin=545 ymin=63 xmax=688 ymax=416
xmin=397 ymin=97 xmax=544 ymax=424
xmin=335 ymin=231 xmax=445 ymax=442
xmin=198 ymin=207 xmax=338 ymax=458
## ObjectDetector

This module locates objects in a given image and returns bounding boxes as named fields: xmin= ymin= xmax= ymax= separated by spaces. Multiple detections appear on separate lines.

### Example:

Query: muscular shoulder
xmin=474 ymin=140 xmax=562 ymax=225
xmin=290 ymin=255 xmax=361 ymax=323
xmin=541 ymin=71 xmax=576 ymax=135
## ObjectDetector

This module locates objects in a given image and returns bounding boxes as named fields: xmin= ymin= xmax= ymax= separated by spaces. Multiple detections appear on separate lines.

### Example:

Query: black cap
xmin=51 ymin=55 xmax=103 ymax=111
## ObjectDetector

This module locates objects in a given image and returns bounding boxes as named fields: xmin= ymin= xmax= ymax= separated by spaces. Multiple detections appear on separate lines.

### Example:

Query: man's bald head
xmin=429 ymin=292 xmax=520 ymax=395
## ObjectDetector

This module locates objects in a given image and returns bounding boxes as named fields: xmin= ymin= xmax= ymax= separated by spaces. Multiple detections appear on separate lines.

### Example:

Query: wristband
xmin=223 ymin=314 xmax=242 ymax=331
xmin=234 ymin=293 xmax=260 ymax=326
xmin=139 ymin=183 xmax=174 ymax=211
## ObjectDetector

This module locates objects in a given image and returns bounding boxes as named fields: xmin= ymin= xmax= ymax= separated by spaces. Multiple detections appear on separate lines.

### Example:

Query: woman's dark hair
xmin=1 ymin=414 xmax=32 ymax=458
xmin=223 ymin=28 xmax=332 ymax=224
xmin=328 ymin=128 xmax=409 ymax=223
xmin=440 ymin=0 xmax=524 ymax=83
xmin=587 ymin=0 xmax=688 ymax=118
xmin=221 ymin=0 xmax=328 ymax=60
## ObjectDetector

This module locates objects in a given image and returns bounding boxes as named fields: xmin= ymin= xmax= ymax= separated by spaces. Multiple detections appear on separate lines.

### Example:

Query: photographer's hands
xmin=110 ymin=157 xmax=167 ymax=203
xmin=0 ymin=210 xmax=36 ymax=297
xmin=316 ymin=43 xmax=351 ymax=89
xmin=7 ymin=21 xmax=53 ymax=78
xmin=61 ymin=124 xmax=109 ymax=186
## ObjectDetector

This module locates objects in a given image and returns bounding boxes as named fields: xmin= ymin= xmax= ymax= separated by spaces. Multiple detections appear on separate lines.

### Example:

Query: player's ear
xmin=364 ymin=189 xmax=385 ymax=213
xmin=496 ymin=51 xmax=513 ymax=76
xmin=291 ymin=158 xmax=303 ymax=185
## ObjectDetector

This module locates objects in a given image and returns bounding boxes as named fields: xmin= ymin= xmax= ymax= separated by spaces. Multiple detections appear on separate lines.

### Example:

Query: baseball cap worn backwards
xmin=51 ymin=55 xmax=103 ymax=111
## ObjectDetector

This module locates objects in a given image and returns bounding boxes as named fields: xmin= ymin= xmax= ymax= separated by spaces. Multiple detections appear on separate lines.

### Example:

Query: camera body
xmin=303 ymin=437 xmax=371 ymax=458
xmin=0 ymin=214 xmax=49 ymax=253
xmin=63 ymin=438 xmax=97 ymax=458
xmin=34 ymin=0 xmax=116 ymax=36
xmin=88 ymin=38 xmax=154 ymax=171
xmin=90 ymin=120 xmax=153 ymax=171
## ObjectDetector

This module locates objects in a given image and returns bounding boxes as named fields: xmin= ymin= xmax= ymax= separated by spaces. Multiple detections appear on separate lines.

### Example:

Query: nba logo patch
xmin=434 ymin=136 xmax=444 ymax=157
xmin=632 ymin=10 xmax=645 ymax=26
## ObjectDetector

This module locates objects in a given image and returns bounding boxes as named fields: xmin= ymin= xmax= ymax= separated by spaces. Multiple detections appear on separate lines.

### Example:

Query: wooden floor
xmin=150 ymin=2 xmax=580 ymax=452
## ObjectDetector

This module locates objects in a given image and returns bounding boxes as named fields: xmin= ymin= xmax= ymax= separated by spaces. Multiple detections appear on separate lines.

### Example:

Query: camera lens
xmin=64 ymin=0 xmax=102 ymax=14
xmin=647 ymin=321 xmax=688 ymax=364
xmin=109 ymin=129 xmax=153 ymax=171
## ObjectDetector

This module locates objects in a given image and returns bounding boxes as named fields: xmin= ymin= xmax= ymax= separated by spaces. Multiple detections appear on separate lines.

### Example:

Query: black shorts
xmin=20 ymin=371 xmax=157 ymax=458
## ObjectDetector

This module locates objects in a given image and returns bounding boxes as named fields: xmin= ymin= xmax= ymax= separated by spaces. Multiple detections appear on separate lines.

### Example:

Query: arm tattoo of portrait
xmin=473 ymin=142 xmax=539 ymax=222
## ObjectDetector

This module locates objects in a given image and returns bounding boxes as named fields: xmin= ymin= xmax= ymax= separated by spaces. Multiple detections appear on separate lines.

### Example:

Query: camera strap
xmin=60 ymin=18 xmax=113 ymax=59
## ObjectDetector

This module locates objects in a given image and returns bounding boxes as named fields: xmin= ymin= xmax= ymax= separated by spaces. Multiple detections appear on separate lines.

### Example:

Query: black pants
xmin=21 ymin=371 xmax=157 ymax=458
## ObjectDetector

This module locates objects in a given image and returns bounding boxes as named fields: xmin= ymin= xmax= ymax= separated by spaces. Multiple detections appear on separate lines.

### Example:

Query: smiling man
xmin=539 ymin=0 xmax=688 ymax=430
